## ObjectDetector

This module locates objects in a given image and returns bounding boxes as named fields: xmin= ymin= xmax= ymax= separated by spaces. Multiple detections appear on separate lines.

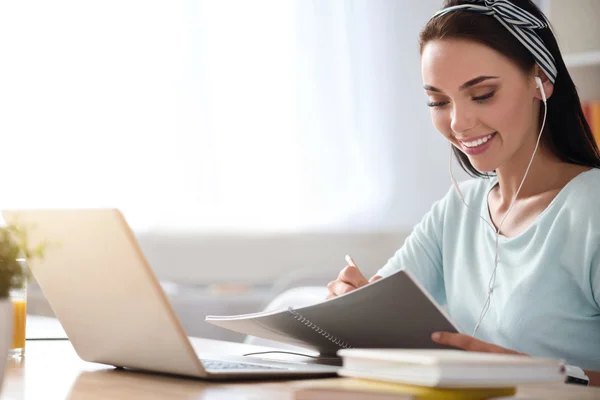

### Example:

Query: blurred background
xmin=0 ymin=0 xmax=598 ymax=342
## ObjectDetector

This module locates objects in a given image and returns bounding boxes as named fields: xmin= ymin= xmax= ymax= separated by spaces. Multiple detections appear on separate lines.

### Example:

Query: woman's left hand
xmin=431 ymin=332 xmax=526 ymax=355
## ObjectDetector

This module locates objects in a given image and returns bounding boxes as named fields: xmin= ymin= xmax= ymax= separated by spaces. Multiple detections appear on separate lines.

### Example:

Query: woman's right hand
xmin=326 ymin=265 xmax=381 ymax=299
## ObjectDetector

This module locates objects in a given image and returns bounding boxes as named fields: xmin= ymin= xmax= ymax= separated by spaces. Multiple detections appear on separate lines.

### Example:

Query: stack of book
xmin=582 ymin=100 xmax=600 ymax=145
xmin=292 ymin=349 xmax=566 ymax=400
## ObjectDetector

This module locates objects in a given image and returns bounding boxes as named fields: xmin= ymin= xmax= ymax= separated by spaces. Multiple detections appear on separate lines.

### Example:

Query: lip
xmin=458 ymin=132 xmax=497 ymax=156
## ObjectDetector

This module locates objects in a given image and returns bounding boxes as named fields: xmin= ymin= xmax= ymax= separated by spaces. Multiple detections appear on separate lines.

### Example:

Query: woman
xmin=327 ymin=0 xmax=600 ymax=386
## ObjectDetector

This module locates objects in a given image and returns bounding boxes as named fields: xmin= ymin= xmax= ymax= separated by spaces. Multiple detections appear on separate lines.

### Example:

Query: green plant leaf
xmin=0 ymin=223 xmax=50 ymax=298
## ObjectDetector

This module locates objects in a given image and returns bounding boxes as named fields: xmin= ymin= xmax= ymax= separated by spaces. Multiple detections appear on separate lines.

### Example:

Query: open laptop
xmin=2 ymin=209 xmax=339 ymax=379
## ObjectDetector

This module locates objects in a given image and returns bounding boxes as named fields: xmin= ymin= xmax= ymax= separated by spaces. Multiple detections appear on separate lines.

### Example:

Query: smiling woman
xmin=325 ymin=0 xmax=600 ymax=387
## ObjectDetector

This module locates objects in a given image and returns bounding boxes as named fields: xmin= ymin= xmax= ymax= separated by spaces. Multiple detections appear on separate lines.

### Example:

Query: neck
xmin=494 ymin=137 xmax=562 ymax=206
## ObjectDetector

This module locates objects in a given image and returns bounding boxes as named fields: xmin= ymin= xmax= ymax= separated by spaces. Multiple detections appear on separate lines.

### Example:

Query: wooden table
xmin=2 ymin=340 xmax=600 ymax=400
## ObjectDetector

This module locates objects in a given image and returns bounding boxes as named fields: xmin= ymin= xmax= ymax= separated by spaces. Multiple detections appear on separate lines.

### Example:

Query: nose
xmin=450 ymin=103 xmax=477 ymax=135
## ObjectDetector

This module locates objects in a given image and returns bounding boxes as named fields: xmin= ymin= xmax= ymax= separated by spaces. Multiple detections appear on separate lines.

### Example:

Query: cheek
xmin=491 ymin=96 xmax=529 ymax=137
xmin=495 ymin=103 xmax=515 ymax=130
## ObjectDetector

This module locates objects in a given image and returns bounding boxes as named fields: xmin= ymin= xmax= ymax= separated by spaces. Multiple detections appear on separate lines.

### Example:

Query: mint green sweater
xmin=377 ymin=168 xmax=600 ymax=370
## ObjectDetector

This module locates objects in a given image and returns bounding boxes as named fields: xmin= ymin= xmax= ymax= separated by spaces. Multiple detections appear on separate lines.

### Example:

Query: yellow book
xmin=293 ymin=378 xmax=516 ymax=400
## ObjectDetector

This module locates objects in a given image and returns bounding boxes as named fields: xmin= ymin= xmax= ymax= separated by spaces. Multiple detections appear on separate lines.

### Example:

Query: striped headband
xmin=431 ymin=0 xmax=557 ymax=83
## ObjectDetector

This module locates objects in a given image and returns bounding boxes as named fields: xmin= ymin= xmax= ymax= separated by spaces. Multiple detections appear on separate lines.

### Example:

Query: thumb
xmin=368 ymin=275 xmax=382 ymax=283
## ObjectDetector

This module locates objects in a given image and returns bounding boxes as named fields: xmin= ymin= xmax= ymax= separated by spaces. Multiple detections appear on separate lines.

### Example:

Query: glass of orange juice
xmin=9 ymin=263 xmax=27 ymax=358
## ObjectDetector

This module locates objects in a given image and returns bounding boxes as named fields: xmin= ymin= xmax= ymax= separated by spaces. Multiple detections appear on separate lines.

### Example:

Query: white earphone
xmin=449 ymin=76 xmax=547 ymax=336
xmin=535 ymin=75 xmax=547 ymax=104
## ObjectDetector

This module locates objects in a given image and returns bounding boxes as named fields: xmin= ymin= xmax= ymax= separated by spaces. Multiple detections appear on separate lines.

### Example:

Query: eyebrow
xmin=423 ymin=75 xmax=499 ymax=93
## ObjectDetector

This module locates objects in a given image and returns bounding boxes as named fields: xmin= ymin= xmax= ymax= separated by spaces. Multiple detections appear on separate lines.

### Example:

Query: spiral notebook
xmin=205 ymin=270 xmax=459 ymax=356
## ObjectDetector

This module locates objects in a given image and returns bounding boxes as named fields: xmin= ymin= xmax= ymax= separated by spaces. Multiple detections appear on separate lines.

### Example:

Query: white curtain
xmin=0 ymin=0 xmax=454 ymax=233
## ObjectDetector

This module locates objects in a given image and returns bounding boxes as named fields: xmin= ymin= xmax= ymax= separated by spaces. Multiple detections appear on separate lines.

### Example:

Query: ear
xmin=533 ymin=70 xmax=554 ymax=101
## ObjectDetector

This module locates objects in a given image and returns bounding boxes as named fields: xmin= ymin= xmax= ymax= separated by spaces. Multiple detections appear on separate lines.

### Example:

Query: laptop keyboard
xmin=201 ymin=359 xmax=288 ymax=371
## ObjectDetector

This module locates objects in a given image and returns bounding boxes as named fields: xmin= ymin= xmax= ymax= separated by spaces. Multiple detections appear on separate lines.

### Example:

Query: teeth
xmin=463 ymin=133 xmax=494 ymax=148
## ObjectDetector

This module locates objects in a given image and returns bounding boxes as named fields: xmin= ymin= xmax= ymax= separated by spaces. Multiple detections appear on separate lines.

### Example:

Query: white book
xmin=337 ymin=349 xmax=566 ymax=388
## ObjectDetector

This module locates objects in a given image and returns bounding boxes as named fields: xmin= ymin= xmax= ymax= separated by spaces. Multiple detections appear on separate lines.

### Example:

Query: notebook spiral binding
xmin=287 ymin=307 xmax=353 ymax=350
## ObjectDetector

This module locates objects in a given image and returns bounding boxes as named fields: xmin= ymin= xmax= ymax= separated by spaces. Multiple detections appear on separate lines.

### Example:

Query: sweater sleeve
xmin=376 ymin=194 xmax=448 ymax=306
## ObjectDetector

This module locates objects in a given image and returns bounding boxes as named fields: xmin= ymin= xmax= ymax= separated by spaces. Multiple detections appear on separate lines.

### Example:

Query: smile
xmin=458 ymin=132 xmax=497 ymax=155
xmin=461 ymin=133 xmax=496 ymax=148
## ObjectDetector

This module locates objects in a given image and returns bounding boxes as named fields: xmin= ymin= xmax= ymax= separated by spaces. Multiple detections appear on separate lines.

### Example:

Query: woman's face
xmin=421 ymin=38 xmax=540 ymax=173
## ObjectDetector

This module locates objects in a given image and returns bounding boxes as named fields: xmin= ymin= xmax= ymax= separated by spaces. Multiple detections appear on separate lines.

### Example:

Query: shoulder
xmin=439 ymin=175 xmax=495 ymax=209
xmin=559 ymin=168 xmax=600 ymax=217
xmin=552 ymin=169 xmax=600 ymax=255
xmin=419 ymin=176 xmax=494 ymax=228
xmin=572 ymin=167 xmax=600 ymax=196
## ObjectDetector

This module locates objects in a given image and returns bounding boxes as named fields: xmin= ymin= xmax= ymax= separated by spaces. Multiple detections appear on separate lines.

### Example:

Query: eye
xmin=426 ymin=100 xmax=449 ymax=108
xmin=472 ymin=91 xmax=495 ymax=103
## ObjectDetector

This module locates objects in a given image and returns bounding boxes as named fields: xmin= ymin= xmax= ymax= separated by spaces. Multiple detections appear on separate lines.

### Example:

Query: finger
xmin=431 ymin=332 xmax=486 ymax=352
xmin=432 ymin=332 xmax=514 ymax=354
xmin=338 ymin=265 xmax=369 ymax=288
xmin=368 ymin=275 xmax=382 ymax=283
xmin=326 ymin=280 xmax=337 ymax=298
xmin=327 ymin=279 xmax=357 ymax=297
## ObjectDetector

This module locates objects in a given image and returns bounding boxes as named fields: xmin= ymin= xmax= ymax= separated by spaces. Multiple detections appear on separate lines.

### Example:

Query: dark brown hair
xmin=419 ymin=0 xmax=600 ymax=177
